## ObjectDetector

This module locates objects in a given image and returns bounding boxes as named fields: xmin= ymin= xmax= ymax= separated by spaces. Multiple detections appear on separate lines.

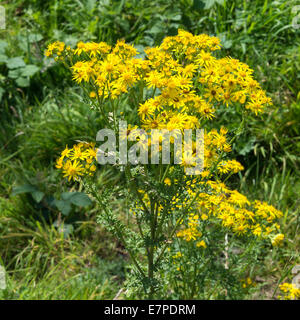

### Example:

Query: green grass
xmin=0 ymin=0 xmax=299 ymax=299
xmin=0 ymin=196 xmax=127 ymax=300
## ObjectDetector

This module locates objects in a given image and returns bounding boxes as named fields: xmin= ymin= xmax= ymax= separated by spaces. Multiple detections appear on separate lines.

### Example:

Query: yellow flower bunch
xmin=45 ymin=41 xmax=66 ymax=57
xmin=240 ymin=277 xmax=256 ymax=289
xmin=46 ymin=31 xmax=284 ymax=292
xmin=46 ymin=29 xmax=271 ymax=121
xmin=172 ymin=251 xmax=183 ymax=259
xmin=279 ymin=282 xmax=300 ymax=300
xmin=55 ymin=142 xmax=97 ymax=181
xmin=128 ymin=163 xmax=283 ymax=243
xmin=175 ymin=179 xmax=283 ymax=241
xmin=74 ymin=41 xmax=111 ymax=57
xmin=46 ymin=29 xmax=273 ymax=177
xmin=271 ymin=233 xmax=285 ymax=246
xmin=177 ymin=214 xmax=203 ymax=241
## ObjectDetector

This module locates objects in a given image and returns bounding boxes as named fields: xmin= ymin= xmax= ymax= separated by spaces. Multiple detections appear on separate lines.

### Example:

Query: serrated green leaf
xmin=6 ymin=57 xmax=26 ymax=69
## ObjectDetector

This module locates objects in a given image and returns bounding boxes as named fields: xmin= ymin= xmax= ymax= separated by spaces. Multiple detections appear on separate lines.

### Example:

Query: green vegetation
xmin=0 ymin=0 xmax=299 ymax=299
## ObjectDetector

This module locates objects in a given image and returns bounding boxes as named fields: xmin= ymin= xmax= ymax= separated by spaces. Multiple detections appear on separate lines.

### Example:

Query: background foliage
xmin=0 ymin=0 xmax=299 ymax=299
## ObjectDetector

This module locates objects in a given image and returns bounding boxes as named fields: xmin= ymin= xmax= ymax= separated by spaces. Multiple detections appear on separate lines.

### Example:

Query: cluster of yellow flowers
xmin=45 ymin=41 xmax=66 ymax=57
xmin=279 ymin=282 xmax=300 ymax=300
xmin=55 ymin=142 xmax=97 ymax=181
xmin=47 ymin=29 xmax=283 ymax=246
xmin=177 ymin=214 xmax=203 ymax=241
xmin=174 ymin=178 xmax=284 ymax=242
xmin=129 ymin=168 xmax=283 ymax=243
xmin=46 ymin=30 xmax=272 ymax=175
xmin=46 ymin=29 xmax=272 ymax=121
xmin=240 ymin=277 xmax=256 ymax=289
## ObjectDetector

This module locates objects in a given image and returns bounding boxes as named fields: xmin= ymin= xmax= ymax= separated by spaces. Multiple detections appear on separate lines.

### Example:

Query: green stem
xmin=94 ymin=84 xmax=112 ymax=129
xmin=91 ymin=186 xmax=145 ymax=278
xmin=154 ymin=187 xmax=203 ymax=267
xmin=160 ymin=163 xmax=171 ymax=183
xmin=125 ymin=165 xmax=150 ymax=217
xmin=148 ymin=196 xmax=156 ymax=299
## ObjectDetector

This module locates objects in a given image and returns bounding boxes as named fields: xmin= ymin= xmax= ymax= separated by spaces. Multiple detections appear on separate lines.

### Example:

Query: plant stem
xmin=90 ymin=185 xmax=146 ymax=278
xmin=154 ymin=187 xmax=203 ymax=267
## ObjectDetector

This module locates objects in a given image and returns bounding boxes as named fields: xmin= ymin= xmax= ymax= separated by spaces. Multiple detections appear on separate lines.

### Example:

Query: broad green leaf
xmin=204 ymin=0 xmax=216 ymax=9
xmin=0 ymin=54 xmax=7 ymax=63
xmin=193 ymin=0 xmax=205 ymax=10
xmin=6 ymin=57 xmax=26 ymax=69
xmin=28 ymin=33 xmax=43 ymax=43
xmin=31 ymin=191 xmax=45 ymax=203
xmin=218 ymin=33 xmax=232 ymax=49
xmin=61 ymin=192 xmax=76 ymax=201
xmin=171 ymin=14 xmax=182 ymax=21
xmin=204 ymin=0 xmax=223 ymax=9
xmin=8 ymin=69 xmax=22 ymax=79
xmin=69 ymin=192 xmax=92 ymax=207
xmin=12 ymin=184 xmax=37 ymax=196
xmin=21 ymin=65 xmax=39 ymax=77
xmin=223 ymin=39 xmax=232 ymax=49
xmin=134 ymin=45 xmax=146 ymax=59
xmin=148 ymin=24 xmax=164 ymax=35
xmin=62 ymin=224 xmax=74 ymax=237
xmin=16 ymin=77 xmax=30 ymax=87
xmin=55 ymin=199 xmax=72 ymax=216
xmin=0 ymin=40 xmax=8 ymax=54
xmin=63 ymin=35 xmax=79 ymax=47
xmin=61 ymin=192 xmax=92 ymax=207
xmin=116 ymin=18 xmax=130 ymax=31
